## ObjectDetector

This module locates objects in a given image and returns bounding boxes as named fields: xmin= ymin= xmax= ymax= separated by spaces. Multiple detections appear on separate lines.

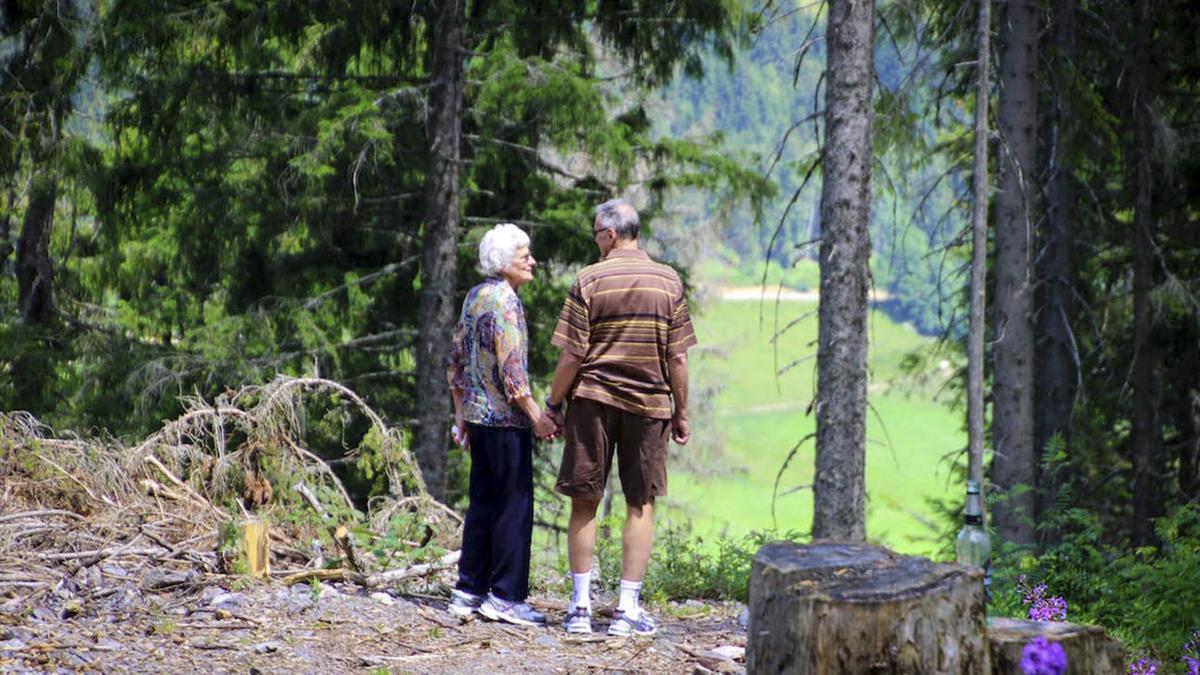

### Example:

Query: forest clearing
xmin=0 ymin=379 xmax=748 ymax=674
xmin=4 ymin=0 xmax=1200 ymax=672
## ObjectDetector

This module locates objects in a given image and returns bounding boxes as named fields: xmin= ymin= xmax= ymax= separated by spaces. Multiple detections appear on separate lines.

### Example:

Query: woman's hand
xmin=452 ymin=411 xmax=469 ymax=448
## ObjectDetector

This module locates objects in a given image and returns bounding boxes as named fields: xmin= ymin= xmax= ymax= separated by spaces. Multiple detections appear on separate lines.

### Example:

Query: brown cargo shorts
xmin=554 ymin=397 xmax=670 ymax=506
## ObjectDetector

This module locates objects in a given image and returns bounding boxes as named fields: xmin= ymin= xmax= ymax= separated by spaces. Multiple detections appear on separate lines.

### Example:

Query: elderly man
xmin=544 ymin=199 xmax=696 ymax=636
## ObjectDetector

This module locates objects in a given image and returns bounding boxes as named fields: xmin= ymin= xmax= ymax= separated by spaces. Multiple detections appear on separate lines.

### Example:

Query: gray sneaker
xmin=448 ymin=589 xmax=483 ymax=618
xmin=562 ymin=606 xmax=593 ymax=634
xmin=478 ymin=594 xmax=547 ymax=627
xmin=607 ymin=608 xmax=656 ymax=637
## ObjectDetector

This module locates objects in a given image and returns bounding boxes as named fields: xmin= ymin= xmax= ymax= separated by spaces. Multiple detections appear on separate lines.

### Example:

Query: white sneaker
xmin=447 ymin=589 xmax=483 ymax=618
xmin=478 ymin=593 xmax=547 ymax=627
xmin=562 ymin=606 xmax=593 ymax=634
xmin=608 ymin=608 xmax=656 ymax=637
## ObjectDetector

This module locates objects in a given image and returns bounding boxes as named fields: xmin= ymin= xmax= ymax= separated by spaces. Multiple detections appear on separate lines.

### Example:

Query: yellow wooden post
xmin=240 ymin=518 xmax=270 ymax=578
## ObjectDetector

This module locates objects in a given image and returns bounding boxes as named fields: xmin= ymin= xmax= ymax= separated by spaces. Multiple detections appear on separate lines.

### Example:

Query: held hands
xmin=545 ymin=408 xmax=565 ymax=432
xmin=533 ymin=410 xmax=561 ymax=441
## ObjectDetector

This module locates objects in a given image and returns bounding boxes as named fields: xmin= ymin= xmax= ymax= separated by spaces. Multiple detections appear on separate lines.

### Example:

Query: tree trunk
xmin=1033 ymin=0 xmax=1077 ymax=542
xmin=16 ymin=173 xmax=57 ymax=325
xmin=413 ymin=0 xmax=465 ymax=500
xmin=988 ymin=618 xmax=1126 ymax=674
xmin=0 ymin=188 xmax=14 ymax=271
xmin=813 ymin=0 xmax=875 ymax=541
xmin=747 ymin=541 xmax=990 ymax=674
xmin=967 ymin=0 xmax=992 ymax=495
xmin=1129 ymin=0 xmax=1161 ymax=546
xmin=991 ymin=0 xmax=1039 ymax=547
xmin=1182 ymin=391 xmax=1200 ymax=503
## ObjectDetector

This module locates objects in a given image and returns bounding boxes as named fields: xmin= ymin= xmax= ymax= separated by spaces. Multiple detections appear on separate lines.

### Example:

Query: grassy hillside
xmin=659 ymin=296 xmax=963 ymax=558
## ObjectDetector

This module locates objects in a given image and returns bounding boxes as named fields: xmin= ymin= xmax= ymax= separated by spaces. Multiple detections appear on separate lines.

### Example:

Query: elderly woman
xmin=445 ymin=223 xmax=556 ymax=627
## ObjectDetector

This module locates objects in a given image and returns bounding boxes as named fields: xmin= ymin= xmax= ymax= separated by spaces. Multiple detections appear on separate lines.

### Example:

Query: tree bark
xmin=968 ymin=0 xmax=992 ymax=496
xmin=988 ymin=618 xmax=1126 ymax=674
xmin=413 ymin=0 xmax=465 ymax=500
xmin=747 ymin=541 xmax=990 ymax=674
xmin=991 ymin=0 xmax=1039 ymax=547
xmin=1129 ymin=0 xmax=1161 ymax=546
xmin=1033 ymin=0 xmax=1077 ymax=542
xmin=813 ymin=0 xmax=875 ymax=541
xmin=1182 ymin=392 xmax=1200 ymax=503
xmin=16 ymin=173 xmax=57 ymax=325
xmin=1 ymin=197 xmax=13 ymax=273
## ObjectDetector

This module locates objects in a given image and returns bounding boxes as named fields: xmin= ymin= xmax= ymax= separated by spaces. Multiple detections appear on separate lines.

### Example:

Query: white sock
xmin=571 ymin=572 xmax=591 ymax=610
xmin=617 ymin=579 xmax=643 ymax=616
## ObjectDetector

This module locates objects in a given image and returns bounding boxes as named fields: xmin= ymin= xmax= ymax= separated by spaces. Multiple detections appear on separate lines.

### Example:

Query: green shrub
xmin=591 ymin=516 xmax=804 ymax=603
xmin=990 ymin=503 xmax=1200 ymax=670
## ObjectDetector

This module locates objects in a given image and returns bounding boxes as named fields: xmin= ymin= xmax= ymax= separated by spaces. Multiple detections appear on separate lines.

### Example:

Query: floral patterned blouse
xmin=447 ymin=277 xmax=532 ymax=428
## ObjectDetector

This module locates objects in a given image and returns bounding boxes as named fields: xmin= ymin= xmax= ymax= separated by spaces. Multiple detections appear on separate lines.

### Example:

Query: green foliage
xmin=646 ymin=525 xmax=806 ymax=603
xmin=589 ymin=512 xmax=802 ymax=603
xmin=694 ymin=255 xmax=820 ymax=292
xmin=651 ymin=3 xmax=963 ymax=337
xmin=664 ymin=298 xmax=961 ymax=556
xmin=990 ymin=504 xmax=1200 ymax=666
xmin=0 ymin=0 xmax=772 ymax=485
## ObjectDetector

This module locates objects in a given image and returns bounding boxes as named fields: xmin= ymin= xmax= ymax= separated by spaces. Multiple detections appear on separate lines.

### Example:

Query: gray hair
xmin=478 ymin=223 xmax=531 ymax=277
xmin=595 ymin=199 xmax=640 ymax=240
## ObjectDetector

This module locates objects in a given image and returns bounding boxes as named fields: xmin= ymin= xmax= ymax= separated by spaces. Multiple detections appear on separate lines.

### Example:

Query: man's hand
xmin=546 ymin=408 xmax=565 ymax=436
xmin=671 ymin=412 xmax=690 ymax=445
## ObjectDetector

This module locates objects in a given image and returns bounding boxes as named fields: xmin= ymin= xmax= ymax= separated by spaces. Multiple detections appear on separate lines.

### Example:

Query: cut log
xmin=988 ymin=618 xmax=1125 ymax=674
xmin=747 ymin=541 xmax=989 ymax=674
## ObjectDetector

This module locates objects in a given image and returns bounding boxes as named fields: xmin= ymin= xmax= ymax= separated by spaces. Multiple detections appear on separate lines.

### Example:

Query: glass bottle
xmin=956 ymin=479 xmax=992 ymax=601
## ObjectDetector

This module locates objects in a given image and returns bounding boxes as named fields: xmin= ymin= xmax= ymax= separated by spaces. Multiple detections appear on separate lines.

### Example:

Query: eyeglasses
xmin=592 ymin=227 xmax=613 ymax=239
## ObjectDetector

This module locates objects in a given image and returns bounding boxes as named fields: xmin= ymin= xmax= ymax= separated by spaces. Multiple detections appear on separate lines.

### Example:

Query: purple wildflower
xmin=1017 ymin=575 xmax=1067 ymax=622
xmin=1130 ymin=658 xmax=1159 ymax=675
xmin=1029 ymin=595 xmax=1068 ymax=622
xmin=1183 ymin=629 xmax=1200 ymax=675
xmin=1021 ymin=636 xmax=1068 ymax=675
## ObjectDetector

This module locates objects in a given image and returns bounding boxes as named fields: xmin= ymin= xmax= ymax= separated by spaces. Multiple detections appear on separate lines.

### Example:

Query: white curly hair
xmin=478 ymin=223 xmax=531 ymax=277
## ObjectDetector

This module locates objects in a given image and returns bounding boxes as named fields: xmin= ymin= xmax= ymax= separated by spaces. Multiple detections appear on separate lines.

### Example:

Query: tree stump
xmin=747 ymin=541 xmax=990 ymax=674
xmin=988 ymin=618 xmax=1126 ymax=674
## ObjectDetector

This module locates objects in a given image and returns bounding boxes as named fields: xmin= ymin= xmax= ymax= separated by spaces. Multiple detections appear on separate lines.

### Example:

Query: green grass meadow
xmin=658 ymin=297 xmax=964 ymax=558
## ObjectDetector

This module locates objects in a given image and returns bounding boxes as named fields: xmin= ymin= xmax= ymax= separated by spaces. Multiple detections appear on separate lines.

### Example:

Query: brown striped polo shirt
xmin=551 ymin=248 xmax=698 ymax=419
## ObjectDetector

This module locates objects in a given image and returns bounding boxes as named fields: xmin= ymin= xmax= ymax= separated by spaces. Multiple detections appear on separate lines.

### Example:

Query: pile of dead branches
xmin=0 ymin=376 xmax=462 ymax=599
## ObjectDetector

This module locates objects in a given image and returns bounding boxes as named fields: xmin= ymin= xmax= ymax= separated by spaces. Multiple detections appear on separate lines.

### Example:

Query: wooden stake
xmin=240 ymin=519 xmax=270 ymax=578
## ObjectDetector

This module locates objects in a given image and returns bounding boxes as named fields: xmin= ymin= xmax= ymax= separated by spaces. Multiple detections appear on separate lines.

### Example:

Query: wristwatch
xmin=545 ymin=396 xmax=564 ymax=414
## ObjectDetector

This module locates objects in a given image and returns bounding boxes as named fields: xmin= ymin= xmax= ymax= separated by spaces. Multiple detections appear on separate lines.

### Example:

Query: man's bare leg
xmin=621 ymin=499 xmax=654 ymax=582
xmin=568 ymin=497 xmax=600 ymax=574
xmin=565 ymin=496 xmax=601 ymax=627
xmin=610 ymin=499 xmax=655 ymax=632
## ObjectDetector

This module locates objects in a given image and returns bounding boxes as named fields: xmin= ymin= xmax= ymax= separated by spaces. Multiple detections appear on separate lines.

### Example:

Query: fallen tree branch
xmin=0 ymin=510 xmax=85 ymax=525
xmin=143 ymin=456 xmax=227 ymax=519
xmin=282 ymin=435 xmax=356 ymax=513
xmin=279 ymin=550 xmax=462 ymax=588
xmin=38 ymin=546 xmax=167 ymax=562
xmin=36 ymin=454 xmax=112 ymax=506
xmin=293 ymin=483 xmax=364 ymax=573
xmin=364 ymin=550 xmax=461 ymax=588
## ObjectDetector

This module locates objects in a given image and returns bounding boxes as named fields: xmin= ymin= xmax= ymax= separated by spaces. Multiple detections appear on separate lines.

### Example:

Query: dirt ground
xmin=0 ymin=573 xmax=747 ymax=674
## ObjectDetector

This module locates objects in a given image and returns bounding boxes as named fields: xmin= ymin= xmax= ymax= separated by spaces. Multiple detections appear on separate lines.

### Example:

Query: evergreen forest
xmin=2 ymin=0 xmax=1199 ymax=670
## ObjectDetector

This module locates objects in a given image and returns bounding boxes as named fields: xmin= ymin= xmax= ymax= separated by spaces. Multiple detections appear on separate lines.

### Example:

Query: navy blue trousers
xmin=456 ymin=424 xmax=533 ymax=602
